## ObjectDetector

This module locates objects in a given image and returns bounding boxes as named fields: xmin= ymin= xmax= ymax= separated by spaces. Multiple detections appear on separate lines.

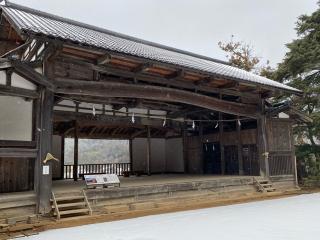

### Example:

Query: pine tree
xmin=275 ymin=2 xmax=320 ymax=147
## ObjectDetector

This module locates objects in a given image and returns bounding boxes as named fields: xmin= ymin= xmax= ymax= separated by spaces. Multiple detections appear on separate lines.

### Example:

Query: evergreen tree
xmin=275 ymin=2 xmax=320 ymax=147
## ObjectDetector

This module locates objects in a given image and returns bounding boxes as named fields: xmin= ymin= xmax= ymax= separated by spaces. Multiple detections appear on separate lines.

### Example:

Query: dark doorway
xmin=203 ymin=142 xmax=221 ymax=174
xmin=243 ymin=144 xmax=259 ymax=176
xmin=224 ymin=145 xmax=239 ymax=175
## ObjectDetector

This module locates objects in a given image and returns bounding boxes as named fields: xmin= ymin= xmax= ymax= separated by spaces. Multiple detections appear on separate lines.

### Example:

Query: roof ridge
xmin=4 ymin=1 xmax=230 ymax=66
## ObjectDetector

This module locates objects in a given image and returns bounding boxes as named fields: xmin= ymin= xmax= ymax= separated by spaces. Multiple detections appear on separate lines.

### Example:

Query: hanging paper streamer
xmin=163 ymin=118 xmax=166 ymax=127
xmin=192 ymin=120 xmax=195 ymax=129
xmin=238 ymin=119 xmax=241 ymax=126
xmin=131 ymin=112 xmax=135 ymax=123
xmin=92 ymin=105 xmax=96 ymax=116
xmin=215 ymin=122 xmax=219 ymax=128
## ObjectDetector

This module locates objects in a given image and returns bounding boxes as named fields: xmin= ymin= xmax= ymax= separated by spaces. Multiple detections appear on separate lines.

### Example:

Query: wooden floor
xmin=52 ymin=174 xmax=255 ymax=193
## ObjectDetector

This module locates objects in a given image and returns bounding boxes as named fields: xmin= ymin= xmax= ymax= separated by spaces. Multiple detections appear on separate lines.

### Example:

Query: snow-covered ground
xmin=22 ymin=193 xmax=320 ymax=240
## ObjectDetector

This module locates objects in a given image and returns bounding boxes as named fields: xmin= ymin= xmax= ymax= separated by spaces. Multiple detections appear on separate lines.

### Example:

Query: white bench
xmin=84 ymin=174 xmax=120 ymax=189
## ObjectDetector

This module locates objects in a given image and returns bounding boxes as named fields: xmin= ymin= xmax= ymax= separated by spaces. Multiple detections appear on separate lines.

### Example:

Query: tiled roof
xmin=1 ymin=2 xmax=301 ymax=94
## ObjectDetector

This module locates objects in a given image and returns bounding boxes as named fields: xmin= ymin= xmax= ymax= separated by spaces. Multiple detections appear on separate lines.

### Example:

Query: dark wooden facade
xmin=0 ymin=3 xmax=302 ymax=215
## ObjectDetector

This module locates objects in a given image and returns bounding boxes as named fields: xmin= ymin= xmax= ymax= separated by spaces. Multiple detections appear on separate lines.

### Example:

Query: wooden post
xmin=129 ymin=139 xmax=133 ymax=173
xmin=199 ymin=122 xmax=204 ymax=173
xmin=73 ymin=120 xmax=79 ymax=181
xmin=146 ymin=126 xmax=151 ymax=175
xmin=182 ymin=125 xmax=188 ymax=173
xmin=60 ymin=134 xmax=65 ymax=180
xmin=219 ymin=113 xmax=225 ymax=175
xmin=34 ymin=96 xmax=41 ymax=213
xmin=237 ymin=116 xmax=244 ymax=175
xmin=261 ymin=115 xmax=270 ymax=177
xmin=5 ymin=69 xmax=12 ymax=86
xmin=293 ymin=156 xmax=298 ymax=187
xmin=36 ymin=88 xmax=54 ymax=214
xmin=257 ymin=114 xmax=270 ymax=177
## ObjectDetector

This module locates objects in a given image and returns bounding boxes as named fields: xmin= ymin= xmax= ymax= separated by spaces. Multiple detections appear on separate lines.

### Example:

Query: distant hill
xmin=64 ymin=139 xmax=130 ymax=164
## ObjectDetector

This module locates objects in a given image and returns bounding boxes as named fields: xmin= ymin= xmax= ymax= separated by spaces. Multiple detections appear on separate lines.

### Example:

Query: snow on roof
xmin=1 ymin=2 xmax=301 ymax=94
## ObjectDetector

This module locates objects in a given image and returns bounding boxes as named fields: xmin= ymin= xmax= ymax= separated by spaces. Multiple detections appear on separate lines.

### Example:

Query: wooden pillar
xmin=34 ymin=96 xmax=41 ymax=213
xmin=199 ymin=123 xmax=204 ymax=174
xmin=36 ymin=88 xmax=54 ymax=214
xmin=129 ymin=139 xmax=133 ymax=172
xmin=257 ymin=97 xmax=270 ymax=177
xmin=219 ymin=112 xmax=225 ymax=175
xmin=60 ymin=134 xmax=65 ymax=180
xmin=260 ymin=115 xmax=270 ymax=177
xmin=73 ymin=120 xmax=79 ymax=181
xmin=146 ymin=126 xmax=151 ymax=175
xmin=5 ymin=69 xmax=12 ymax=86
xmin=237 ymin=116 xmax=244 ymax=175
xmin=182 ymin=125 xmax=188 ymax=173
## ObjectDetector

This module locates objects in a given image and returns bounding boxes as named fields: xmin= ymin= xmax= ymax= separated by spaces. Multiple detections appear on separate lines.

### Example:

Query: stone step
xmin=0 ymin=193 xmax=35 ymax=204
xmin=0 ymin=200 xmax=36 ymax=210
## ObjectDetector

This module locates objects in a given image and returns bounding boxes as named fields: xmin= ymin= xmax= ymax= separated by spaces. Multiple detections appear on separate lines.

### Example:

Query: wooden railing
xmin=64 ymin=163 xmax=131 ymax=179
xmin=268 ymin=152 xmax=293 ymax=176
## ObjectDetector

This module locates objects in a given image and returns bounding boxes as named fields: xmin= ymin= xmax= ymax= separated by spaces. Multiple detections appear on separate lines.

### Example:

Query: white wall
xmin=0 ymin=70 xmax=37 ymax=90
xmin=132 ymin=137 xmax=183 ymax=173
xmin=0 ymin=96 xmax=33 ymax=141
xmin=0 ymin=71 xmax=6 ymax=85
xmin=11 ymin=73 xmax=37 ymax=90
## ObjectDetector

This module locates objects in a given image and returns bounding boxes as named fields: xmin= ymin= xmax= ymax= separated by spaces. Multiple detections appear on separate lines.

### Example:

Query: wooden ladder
xmin=253 ymin=177 xmax=276 ymax=193
xmin=51 ymin=190 xmax=92 ymax=220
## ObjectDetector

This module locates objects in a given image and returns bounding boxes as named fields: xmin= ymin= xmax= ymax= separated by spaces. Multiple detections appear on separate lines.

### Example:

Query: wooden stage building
xmin=0 ymin=2 xmax=310 ymax=221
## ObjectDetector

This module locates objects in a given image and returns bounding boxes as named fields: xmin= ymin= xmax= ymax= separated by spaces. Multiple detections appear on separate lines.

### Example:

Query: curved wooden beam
xmin=54 ymin=79 xmax=258 ymax=118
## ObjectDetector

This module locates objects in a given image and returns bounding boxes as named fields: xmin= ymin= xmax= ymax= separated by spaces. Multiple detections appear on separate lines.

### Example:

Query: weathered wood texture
xmin=224 ymin=145 xmax=239 ymax=175
xmin=266 ymin=118 xmax=293 ymax=152
xmin=52 ymin=55 xmax=263 ymax=99
xmin=242 ymin=144 xmax=259 ymax=175
xmin=266 ymin=118 xmax=295 ymax=176
xmin=73 ymin=120 xmax=79 ymax=181
xmin=36 ymin=88 xmax=54 ymax=214
xmin=256 ymin=116 xmax=268 ymax=176
xmin=54 ymin=79 xmax=258 ymax=118
xmin=0 ymin=157 xmax=34 ymax=193
xmin=186 ymin=129 xmax=257 ymax=174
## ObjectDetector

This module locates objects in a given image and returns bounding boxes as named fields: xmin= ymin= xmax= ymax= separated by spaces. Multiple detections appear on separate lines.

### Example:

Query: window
xmin=64 ymin=139 xmax=130 ymax=164
xmin=0 ymin=96 xmax=33 ymax=141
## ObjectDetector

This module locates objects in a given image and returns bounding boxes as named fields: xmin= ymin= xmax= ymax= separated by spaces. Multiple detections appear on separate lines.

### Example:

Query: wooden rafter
xmin=0 ymin=85 xmax=39 ymax=98
xmin=54 ymin=79 xmax=258 ymax=118
xmin=12 ymin=61 xmax=54 ymax=89
xmin=54 ymin=56 xmax=260 ymax=99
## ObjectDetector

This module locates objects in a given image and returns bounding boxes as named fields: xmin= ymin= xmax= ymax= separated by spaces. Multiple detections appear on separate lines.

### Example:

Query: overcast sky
xmin=11 ymin=0 xmax=317 ymax=67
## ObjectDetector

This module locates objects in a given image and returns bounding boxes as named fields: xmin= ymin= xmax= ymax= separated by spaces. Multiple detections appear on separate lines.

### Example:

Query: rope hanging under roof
xmin=53 ymin=94 xmax=253 ymax=124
